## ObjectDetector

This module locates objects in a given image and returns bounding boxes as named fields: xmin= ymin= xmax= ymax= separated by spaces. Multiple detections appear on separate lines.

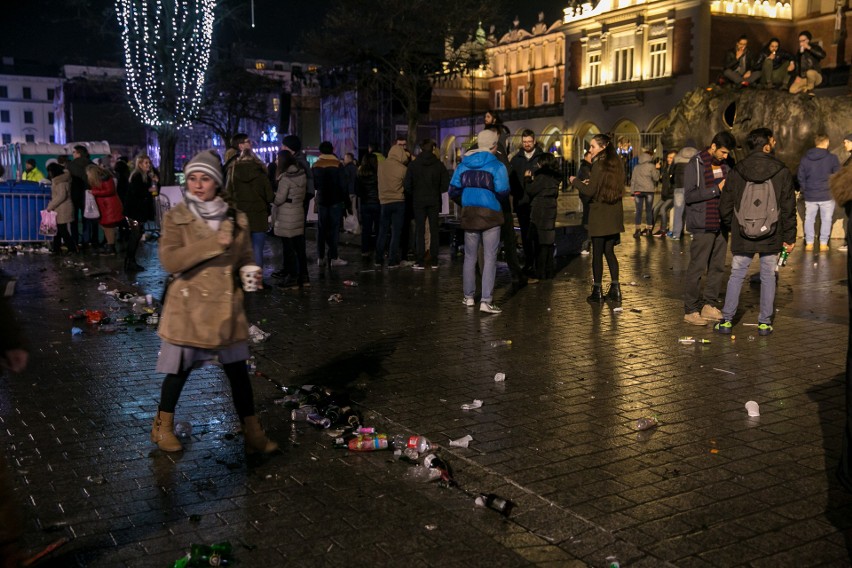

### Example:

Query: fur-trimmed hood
xmin=830 ymin=164 xmax=852 ymax=207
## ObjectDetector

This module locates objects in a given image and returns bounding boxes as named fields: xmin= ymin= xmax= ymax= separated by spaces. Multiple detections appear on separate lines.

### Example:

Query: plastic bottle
xmin=678 ymin=337 xmax=709 ymax=344
xmin=635 ymin=416 xmax=659 ymax=431
xmin=775 ymin=248 xmax=789 ymax=272
xmin=489 ymin=339 xmax=512 ymax=347
xmin=392 ymin=434 xmax=431 ymax=453
xmin=342 ymin=280 xmax=358 ymax=287
xmin=476 ymin=493 xmax=514 ymax=516
xmin=405 ymin=465 xmax=441 ymax=482
xmin=347 ymin=434 xmax=389 ymax=451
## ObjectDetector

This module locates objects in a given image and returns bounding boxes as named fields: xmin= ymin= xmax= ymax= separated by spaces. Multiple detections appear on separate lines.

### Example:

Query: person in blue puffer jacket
xmin=449 ymin=129 xmax=510 ymax=314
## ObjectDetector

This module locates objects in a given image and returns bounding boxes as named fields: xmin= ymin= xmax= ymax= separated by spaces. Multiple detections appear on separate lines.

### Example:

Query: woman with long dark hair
xmin=356 ymin=153 xmax=381 ymax=257
xmin=571 ymin=134 xmax=625 ymax=302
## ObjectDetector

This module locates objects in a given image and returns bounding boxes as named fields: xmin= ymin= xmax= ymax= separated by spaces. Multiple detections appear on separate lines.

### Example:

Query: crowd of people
xmin=721 ymin=30 xmax=826 ymax=94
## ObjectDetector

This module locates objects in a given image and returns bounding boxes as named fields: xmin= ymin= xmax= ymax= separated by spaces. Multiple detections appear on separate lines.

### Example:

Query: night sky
xmin=0 ymin=0 xmax=569 ymax=68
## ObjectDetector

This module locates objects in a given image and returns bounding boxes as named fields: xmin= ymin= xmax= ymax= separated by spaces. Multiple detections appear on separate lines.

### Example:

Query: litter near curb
xmin=461 ymin=399 xmax=483 ymax=410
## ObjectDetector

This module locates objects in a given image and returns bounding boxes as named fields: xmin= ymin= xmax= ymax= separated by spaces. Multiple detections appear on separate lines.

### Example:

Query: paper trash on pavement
xmin=494 ymin=372 xmax=506 ymax=382
xmin=248 ymin=324 xmax=272 ymax=344
xmin=461 ymin=399 xmax=483 ymax=410
xmin=449 ymin=435 xmax=473 ymax=448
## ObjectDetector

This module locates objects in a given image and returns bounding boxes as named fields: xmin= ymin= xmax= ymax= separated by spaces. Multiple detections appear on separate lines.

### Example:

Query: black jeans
xmin=52 ymin=222 xmax=76 ymax=253
xmin=515 ymin=203 xmax=533 ymax=270
xmin=500 ymin=202 xmax=524 ymax=280
xmin=159 ymin=360 xmax=256 ymax=419
xmin=360 ymin=203 xmax=381 ymax=254
xmin=591 ymin=235 xmax=619 ymax=284
xmin=683 ymin=231 xmax=727 ymax=314
xmin=281 ymin=234 xmax=308 ymax=283
xmin=414 ymin=204 xmax=440 ymax=265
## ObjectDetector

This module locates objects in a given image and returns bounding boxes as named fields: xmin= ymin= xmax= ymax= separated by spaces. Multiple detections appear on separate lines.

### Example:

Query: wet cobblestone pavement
xmin=2 ymin=220 xmax=852 ymax=567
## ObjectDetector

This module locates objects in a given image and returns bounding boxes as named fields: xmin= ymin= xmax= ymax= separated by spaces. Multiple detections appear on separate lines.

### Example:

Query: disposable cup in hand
xmin=745 ymin=400 xmax=760 ymax=417
xmin=239 ymin=264 xmax=262 ymax=292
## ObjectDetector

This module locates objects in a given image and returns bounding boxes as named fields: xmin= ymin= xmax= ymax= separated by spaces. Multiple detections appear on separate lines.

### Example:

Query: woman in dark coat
xmin=525 ymin=153 xmax=561 ymax=280
xmin=571 ymin=134 xmax=625 ymax=302
xmin=356 ymin=153 xmax=381 ymax=257
xmin=124 ymin=154 xmax=158 ymax=271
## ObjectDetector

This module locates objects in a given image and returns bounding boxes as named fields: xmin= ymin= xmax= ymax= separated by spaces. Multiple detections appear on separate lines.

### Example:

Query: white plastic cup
xmin=145 ymin=293 xmax=153 ymax=306
xmin=239 ymin=264 xmax=262 ymax=292
xmin=745 ymin=400 xmax=760 ymax=417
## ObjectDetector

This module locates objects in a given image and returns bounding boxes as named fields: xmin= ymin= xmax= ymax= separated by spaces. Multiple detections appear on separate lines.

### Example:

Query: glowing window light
xmin=115 ymin=0 xmax=217 ymax=129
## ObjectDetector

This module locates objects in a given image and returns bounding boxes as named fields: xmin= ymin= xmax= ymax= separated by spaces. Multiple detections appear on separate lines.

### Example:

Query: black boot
xmin=587 ymin=284 xmax=604 ymax=302
xmin=606 ymin=283 xmax=622 ymax=302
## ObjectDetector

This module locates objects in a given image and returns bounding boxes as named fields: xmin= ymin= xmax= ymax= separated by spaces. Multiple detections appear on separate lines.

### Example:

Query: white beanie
xmin=477 ymin=129 xmax=499 ymax=151
xmin=184 ymin=150 xmax=224 ymax=188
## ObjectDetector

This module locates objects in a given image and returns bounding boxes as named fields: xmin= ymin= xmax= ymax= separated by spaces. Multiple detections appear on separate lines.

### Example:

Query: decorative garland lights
xmin=115 ymin=0 xmax=217 ymax=129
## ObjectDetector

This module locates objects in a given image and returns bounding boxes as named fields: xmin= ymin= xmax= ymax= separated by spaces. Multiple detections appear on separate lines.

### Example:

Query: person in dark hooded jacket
xmin=715 ymin=128 xmax=796 ymax=337
xmin=798 ymin=134 xmax=840 ymax=251
xmin=404 ymin=139 xmax=449 ymax=269
xmin=524 ymin=153 xmax=561 ymax=279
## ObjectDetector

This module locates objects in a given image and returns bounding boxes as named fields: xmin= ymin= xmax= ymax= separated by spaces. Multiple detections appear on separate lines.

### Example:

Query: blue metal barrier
xmin=0 ymin=181 xmax=52 ymax=243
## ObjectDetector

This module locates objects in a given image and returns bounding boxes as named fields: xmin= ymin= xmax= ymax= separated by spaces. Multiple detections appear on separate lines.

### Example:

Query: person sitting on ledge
xmin=755 ymin=37 xmax=795 ymax=90
xmin=789 ymin=30 xmax=826 ymax=95
xmin=721 ymin=35 xmax=761 ymax=87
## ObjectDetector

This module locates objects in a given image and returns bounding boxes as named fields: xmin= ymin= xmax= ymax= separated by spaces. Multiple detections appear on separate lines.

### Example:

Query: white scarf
xmin=184 ymin=192 xmax=229 ymax=231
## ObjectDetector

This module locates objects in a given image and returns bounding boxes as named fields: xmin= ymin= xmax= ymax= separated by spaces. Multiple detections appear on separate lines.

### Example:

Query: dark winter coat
xmin=313 ymin=154 xmax=347 ymax=208
xmin=403 ymin=151 xmax=450 ymax=208
xmin=795 ymin=43 xmax=826 ymax=77
xmin=720 ymin=151 xmax=796 ymax=255
xmin=67 ymin=157 xmax=92 ymax=208
xmin=660 ymin=162 xmax=675 ymax=200
xmin=356 ymin=172 xmax=380 ymax=206
xmin=723 ymin=47 xmax=760 ymax=73
xmin=754 ymin=46 xmax=795 ymax=71
xmin=684 ymin=150 xmax=728 ymax=233
xmin=114 ymin=159 xmax=130 ymax=206
xmin=343 ymin=162 xmax=357 ymax=196
xmin=509 ymin=145 xmax=545 ymax=207
xmin=525 ymin=168 xmax=560 ymax=245
xmin=89 ymin=176 xmax=124 ymax=227
xmin=226 ymin=158 xmax=274 ymax=233
xmin=125 ymin=172 xmax=155 ymax=222
xmin=571 ymin=158 xmax=625 ymax=237
xmin=797 ymin=147 xmax=840 ymax=201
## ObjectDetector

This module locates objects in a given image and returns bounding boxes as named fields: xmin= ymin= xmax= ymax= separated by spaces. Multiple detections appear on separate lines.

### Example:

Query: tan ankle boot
xmin=242 ymin=415 xmax=278 ymax=454
xmin=150 ymin=410 xmax=183 ymax=452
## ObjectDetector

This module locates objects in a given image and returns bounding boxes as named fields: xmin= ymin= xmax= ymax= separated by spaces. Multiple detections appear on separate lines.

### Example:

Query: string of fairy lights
xmin=115 ymin=0 xmax=217 ymax=130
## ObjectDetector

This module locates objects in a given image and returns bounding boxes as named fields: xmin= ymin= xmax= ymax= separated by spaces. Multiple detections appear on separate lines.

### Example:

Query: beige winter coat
xmin=378 ymin=145 xmax=409 ymax=204
xmin=157 ymin=202 xmax=254 ymax=349
xmin=273 ymin=166 xmax=307 ymax=237
xmin=46 ymin=171 xmax=74 ymax=225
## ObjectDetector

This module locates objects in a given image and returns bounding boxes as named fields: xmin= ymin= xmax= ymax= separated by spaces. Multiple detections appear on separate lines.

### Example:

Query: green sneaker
xmin=758 ymin=323 xmax=773 ymax=336
xmin=714 ymin=320 xmax=732 ymax=334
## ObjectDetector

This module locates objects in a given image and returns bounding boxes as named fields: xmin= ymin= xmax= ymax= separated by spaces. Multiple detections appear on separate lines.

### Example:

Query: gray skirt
xmin=156 ymin=340 xmax=251 ymax=374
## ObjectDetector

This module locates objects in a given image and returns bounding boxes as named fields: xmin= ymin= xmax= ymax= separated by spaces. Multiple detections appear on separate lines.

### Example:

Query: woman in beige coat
xmin=272 ymin=150 xmax=307 ymax=288
xmin=150 ymin=150 xmax=277 ymax=455
xmin=45 ymin=163 xmax=77 ymax=254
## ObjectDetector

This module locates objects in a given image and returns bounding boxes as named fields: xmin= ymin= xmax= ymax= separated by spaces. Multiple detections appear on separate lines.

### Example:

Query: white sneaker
xmin=463 ymin=296 xmax=475 ymax=307
xmin=580 ymin=249 xmax=590 ymax=256
xmin=480 ymin=302 xmax=502 ymax=314
xmin=838 ymin=244 xmax=848 ymax=252
xmin=330 ymin=258 xmax=348 ymax=266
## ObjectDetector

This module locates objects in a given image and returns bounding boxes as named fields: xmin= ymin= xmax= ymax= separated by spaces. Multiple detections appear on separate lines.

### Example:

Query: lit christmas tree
xmin=115 ymin=0 xmax=217 ymax=184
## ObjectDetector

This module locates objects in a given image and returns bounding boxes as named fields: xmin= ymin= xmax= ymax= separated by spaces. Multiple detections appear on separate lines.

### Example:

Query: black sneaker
xmin=714 ymin=320 xmax=732 ymax=334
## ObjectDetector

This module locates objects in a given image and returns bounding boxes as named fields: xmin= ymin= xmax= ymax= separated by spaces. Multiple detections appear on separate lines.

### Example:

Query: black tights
xmin=591 ymin=235 xmax=619 ymax=284
xmin=159 ymin=361 xmax=256 ymax=419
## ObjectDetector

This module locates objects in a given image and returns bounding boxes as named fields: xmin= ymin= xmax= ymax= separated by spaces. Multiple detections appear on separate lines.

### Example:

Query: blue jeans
xmin=463 ymin=225 xmax=501 ymax=303
xmin=634 ymin=193 xmax=654 ymax=226
xmin=376 ymin=201 xmax=404 ymax=265
xmin=317 ymin=203 xmax=344 ymax=260
xmin=251 ymin=231 xmax=266 ymax=268
xmin=671 ymin=188 xmax=685 ymax=237
xmin=721 ymin=253 xmax=776 ymax=324
xmin=804 ymin=199 xmax=835 ymax=245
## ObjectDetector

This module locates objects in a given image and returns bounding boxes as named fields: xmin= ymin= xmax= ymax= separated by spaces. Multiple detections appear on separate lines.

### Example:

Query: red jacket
xmin=90 ymin=178 xmax=124 ymax=226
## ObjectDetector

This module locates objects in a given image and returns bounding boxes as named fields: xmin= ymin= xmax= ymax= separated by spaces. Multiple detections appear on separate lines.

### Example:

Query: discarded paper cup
xmin=494 ymin=372 xmax=506 ymax=382
xmin=239 ymin=264 xmax=262 ymax=292
xmin=745 ymin=400 xmax=760 ymax=417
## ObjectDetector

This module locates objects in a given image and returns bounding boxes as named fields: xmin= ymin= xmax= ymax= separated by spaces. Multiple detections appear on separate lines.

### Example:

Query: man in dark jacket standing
xmin=313 ymin=141 xmax=348 ymax=267
xmin=798 ymin=134 xmax=840 ymax=251
xmin=67 ymin=145 xmax=96 ymax=249
xmin=509 ymin=130 xmax=545 ymax=274
xmin=404 ymin=140 xmax=449 ymax=270
xmin=683 ymin=131 xmax=736 ymax=326
xmin=715 ymin=128 xmax=796 ymax=337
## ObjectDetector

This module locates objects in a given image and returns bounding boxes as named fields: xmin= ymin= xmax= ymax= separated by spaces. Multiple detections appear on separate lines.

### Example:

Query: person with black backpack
xmin=715 ymin=128 xmax=796 ymax=337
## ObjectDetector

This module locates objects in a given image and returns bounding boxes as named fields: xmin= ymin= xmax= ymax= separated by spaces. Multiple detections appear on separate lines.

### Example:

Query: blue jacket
xmin=449 ymin=150 xmax=509 ymax=231
xmin=798 ymin=147 xmax=840 ymax=202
